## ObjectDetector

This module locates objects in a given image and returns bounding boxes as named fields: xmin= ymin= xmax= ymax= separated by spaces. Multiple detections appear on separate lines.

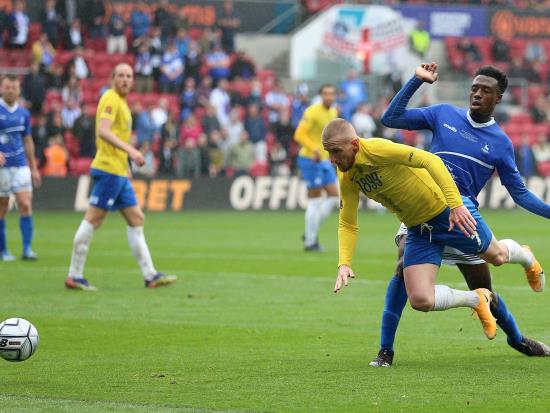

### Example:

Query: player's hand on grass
xmin=31 ymin=167 xmax=41 ymax=189
xmin=130 ymin=148 xmax=145 ymax=166
xmin=415 ymin=63 xmax=439 ymax=84
xmin=334 ymin=264 xmax=355 ymax=293
xmin=449 ymin=205 xmax=477 ymax=237
xmin=0 ymin=152 xmax=5 ymax=166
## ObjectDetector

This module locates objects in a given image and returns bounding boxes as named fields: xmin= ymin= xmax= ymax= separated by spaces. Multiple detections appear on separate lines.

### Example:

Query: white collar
xmin=0 ymin=98 xmax=19 ymax=113
xmin=467 ymin=110 xmax=495 ymax=128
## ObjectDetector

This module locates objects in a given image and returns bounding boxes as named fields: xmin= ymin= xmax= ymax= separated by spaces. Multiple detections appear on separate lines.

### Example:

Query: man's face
xmin=113 ymin=65 xmax=134 ymax=96
xmin=324 ymin=136 xmax=358 ymax=172
xmin=321 ymin=86 xmax=336 ymax=108
xmin=469 ymin=75 xmax=500 ymax=118
xmin=1 ymin=79 xmax=20 ymax=105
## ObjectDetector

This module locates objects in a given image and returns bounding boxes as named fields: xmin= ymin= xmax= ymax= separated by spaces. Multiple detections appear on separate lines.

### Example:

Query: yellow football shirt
xmin=338 ymin=138 xmax=463 ymax=266
xmin=90 ymin=89 xmax=132 ymax=176
xmin=294 ymin=103 xmax=338 ymax=161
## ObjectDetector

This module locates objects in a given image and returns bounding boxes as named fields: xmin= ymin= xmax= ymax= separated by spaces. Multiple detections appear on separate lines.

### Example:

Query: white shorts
xmin=395 ymin=222 xmax=485 ymax=265
xmin=0 ymin=166 xmax=32 ymax=197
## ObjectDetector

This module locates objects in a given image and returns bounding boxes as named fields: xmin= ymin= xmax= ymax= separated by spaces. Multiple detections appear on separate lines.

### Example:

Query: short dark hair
xmin=3 ymin=74 xmax=19 ymax=83
xmin=319 ymin=84 xmax=336 ymax=94
xmin=474 ymin=66 xmax=508 ymax=95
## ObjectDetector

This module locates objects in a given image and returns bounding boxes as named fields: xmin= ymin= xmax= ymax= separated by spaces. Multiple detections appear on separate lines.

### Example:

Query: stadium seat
xmin=249 ymin=161 xmax=269 ymax=177
xmin=69 ymin=157 xmax=93 ymax=176
xmin=537 ymin=161 xmax=550 ymax=177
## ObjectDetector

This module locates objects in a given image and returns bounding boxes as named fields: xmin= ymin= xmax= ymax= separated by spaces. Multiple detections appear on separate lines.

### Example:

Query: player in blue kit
xmin=0 ymin=75 xmax=41 ymax=261
xmin=370 ymin=63 xmax=550 ymax=366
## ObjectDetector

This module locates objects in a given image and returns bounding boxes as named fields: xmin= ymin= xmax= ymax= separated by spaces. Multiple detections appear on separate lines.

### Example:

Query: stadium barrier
xmin=31 ymin=176 xmax=550 ymax=212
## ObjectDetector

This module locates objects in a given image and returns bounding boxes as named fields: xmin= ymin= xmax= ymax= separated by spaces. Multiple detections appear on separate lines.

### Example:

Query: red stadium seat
xmin=69 ymin=157 xmax=93 ymax=176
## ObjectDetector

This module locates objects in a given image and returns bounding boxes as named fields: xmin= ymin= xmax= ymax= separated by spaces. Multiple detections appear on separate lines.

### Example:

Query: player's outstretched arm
xmin=380 ymin=64 xmax=436 ymax=130
xmin=97 ymin=118 xmax=145 ymax=166
xmin=334 ymin=264 xmax=356 ymax=293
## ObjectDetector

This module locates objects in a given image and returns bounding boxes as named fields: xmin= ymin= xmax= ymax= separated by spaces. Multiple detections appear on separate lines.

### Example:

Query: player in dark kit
xmin=370 ymin=63 xmax=550 ymax=367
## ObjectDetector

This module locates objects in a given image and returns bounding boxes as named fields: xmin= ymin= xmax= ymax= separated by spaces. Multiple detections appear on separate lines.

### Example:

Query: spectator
xmin=0 ymin=2 xmax=9 ymax=47
xmin=63 ymin=18 xmax=83 ymax=50
xmin=41 ymin=0 xmax=60 ymax=47
xmin=159 ymin=42 xmax=185 ymax=94
xmin=134 ymin=41 xmax=155 ymax=93
xmin=206 ymin=43 xmax=231 ymax=84
xmin=135 ymin=103 xmax=156 ymax=145
xmin=32 ymin=114 xmax=49 ymax=166
xmin=230 ymin=50 xmax=256 ymax=80
xmin=227 ymin=130 xmax=253 ymax=176
xmin=107 ymin=3 xmax=127 ymax=54
xmin=132 ymin=141 xmax=156 ymax=177
xmin=244 ymin=103 xmax=267 ymax=162
xmin=525 ymin=40 xmax=546 ymax=64
xmin=202 ymin=104 xmax=222 ymax=136
xmin=177 ymin=115 xmax=203 ymax=178
xmin=151 ymin=97 xmax=169 ymax=131
xmin=160 ymin=110 xmax=179 ymax=145
xmin=184 ymin=40 xmax=203 ymax=85
xmin=174 ymin=27 xmax=190 ymax=58
xmin=197 ymin=76 xmax=213 ymax=108
xmin=85 ymin=0 xmax=106 ymax=39
xmin=180 ymin=77 xmax=198 ymax=120
xmin=352 ymin=103 xmax=376 ymax=138
xmin=31 ymin=33 xmax=56 ymax=74
xmin=154 ymin=0 xmax=176 ymax=42
xmin=72 ymin=106 xmax=96 ymax=157
xmin=8 ymin=0 xmax=29 ymax=49
xmin=269 ymin=141 xmax=289 ymax=176
xmin=207 ymin=129 xmax=226 ymax=177
xmin=273 ymin=108 xmax=294 ymax=164
xmin=66 ymin=47 xmax=89 ymax=80
xmin=159 ymin=137 xmax=177 ymax=175
xmin=46 ymin=63 xmax=64 ymax=90
xmin=217 ymin=0 xmax=240 ymax=53
xmin=531 ymin=95 xmax=549 ymax=124
xmin=47 ymin=111 xmax=65 ymax=139
xmin=225 ymin=107 xmax=245 ymax=154
xmin=291 ymin=83 xmax=309 ymax=129
xmin=515 ymin=133 xmax=537 ymax=178
xmin=22 ymin=62 xmax=46 ymax=115
xmin=532 ymin=133 xmax=550 ymax=165
xmin=61 ymin=98 xmax=82 ymax=129
xmin=57 ymin=0 xmax=78 ymax=26
xmin=197 ymin=134 xmax=210 ymax=176
xmin=209 ymin=78 xmax=231 ymax=127
xmin=61 ymin=76 xmax=82 ymax=106
xmin=340 ymin=68 xmax=368 ymax=120
xmin=148 ymin=27 xmax=164 ymax=80
xmin=264 ymin=80 xmax=290 ymax=128
xmin=43 ymin=135 xmax=68 ymax=177
xmin=491 ymin=35 xmax=510 ymax=62
xmin=457 ymin=38 xmax=481 ymax=66
xmin=131 ymin=1 xmax=151 ymax=41
xmin=409 ymin=21 xmax=430 ymax=58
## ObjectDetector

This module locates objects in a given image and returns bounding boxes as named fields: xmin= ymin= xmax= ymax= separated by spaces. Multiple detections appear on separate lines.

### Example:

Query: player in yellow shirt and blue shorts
xmin=322 ymin=119 xmax=544 ymax=346
xmin=65 ymin=63 xmax=176 ymax=291
xmin=294 ymin=85 xmax=339 ymax=251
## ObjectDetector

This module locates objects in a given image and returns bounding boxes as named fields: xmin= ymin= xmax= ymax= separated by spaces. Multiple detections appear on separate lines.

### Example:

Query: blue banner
xmin=393 ymin=4 xmax=488 ymax=38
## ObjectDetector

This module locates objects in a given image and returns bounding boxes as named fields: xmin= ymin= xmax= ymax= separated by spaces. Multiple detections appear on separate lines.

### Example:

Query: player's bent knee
xmin=409 ymin=295 xmax=433 ymax=312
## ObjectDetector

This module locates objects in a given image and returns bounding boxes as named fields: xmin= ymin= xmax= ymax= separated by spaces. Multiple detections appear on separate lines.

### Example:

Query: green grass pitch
xmin=0 ymin=209 xmax=549 ymax=412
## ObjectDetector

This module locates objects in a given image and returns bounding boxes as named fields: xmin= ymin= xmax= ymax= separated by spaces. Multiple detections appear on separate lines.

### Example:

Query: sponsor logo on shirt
xmin=460 ymin=130 xmax=478 ymax=142
xmin=482 ymin=143 xmax=490 ymax=153
xmin=443 ymin=123 xmax=457 ymax=132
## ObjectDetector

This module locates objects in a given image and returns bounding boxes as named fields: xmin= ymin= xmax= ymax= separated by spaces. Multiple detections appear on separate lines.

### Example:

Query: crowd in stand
xmin=0 ymin=0 xmax=549 ymax=179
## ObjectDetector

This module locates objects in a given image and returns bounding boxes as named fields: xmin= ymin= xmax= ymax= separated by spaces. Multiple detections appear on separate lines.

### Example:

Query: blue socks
xmin=0 ymin=219 xmax=5 ymax=253
xmin=380 ymin=275 xmax=408 ymax=351
xmin=19 ymin=215 xmax=33 ymax=254
xmin=491 ymin=294 xmax=523 ymax=347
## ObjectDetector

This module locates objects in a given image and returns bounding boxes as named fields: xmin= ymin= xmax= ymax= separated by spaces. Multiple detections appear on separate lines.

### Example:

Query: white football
xmin=0 ymin=318 xmax=39 ymax=362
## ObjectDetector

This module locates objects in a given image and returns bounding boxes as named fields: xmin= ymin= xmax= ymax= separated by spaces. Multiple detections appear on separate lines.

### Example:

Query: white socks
xmin=433 ymin=285 xmax=479 ymax=311
xmin=500 ymin=239 xmax=533 ymax=268
xmin=305 ymin=198 xmax=323 ymax=246
xmin=305 ymin=197 xmax=338 ymax=247
xmin=69 ymin=220 xmax=95 ymax=279
xmin=127 ymin=226 xmax=157 ymax=280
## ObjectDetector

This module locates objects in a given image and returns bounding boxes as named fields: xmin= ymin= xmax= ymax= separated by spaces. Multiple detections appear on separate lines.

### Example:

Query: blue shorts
xmin=297 ymin=156 xmax=337 ymax=189
xmin=403 ymin=196 xmax=493 ymax=268
xmin=89 ymin=168 xmax=138 ymax=211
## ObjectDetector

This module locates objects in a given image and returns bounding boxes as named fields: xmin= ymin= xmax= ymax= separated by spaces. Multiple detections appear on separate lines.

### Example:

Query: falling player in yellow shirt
xmin=294 ymin=84 xmax=339 ymax=251
xmin=323 ymin=118 xmax=544 ymax=343
xmin=65 ymin=63 xmax=176 ymax=291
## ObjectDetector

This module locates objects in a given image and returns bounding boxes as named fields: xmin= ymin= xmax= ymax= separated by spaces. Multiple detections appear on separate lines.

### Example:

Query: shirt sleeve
xmin=367 ymin=139 xmax=463 ymax=209
xmin=97 ymin=92 xmax=119 ymax=123
xmin=23 ymin=110 xmax=31 ymax=137
xmin=294 ymin=107 xmax=317 ymax=152
xmin=380 ymin=76 xmax=432 ymax=130
xmin=496 ymin=140 xmax=550 ymax=218
xmin=338 ymin=171 xmax=360 ymax=267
